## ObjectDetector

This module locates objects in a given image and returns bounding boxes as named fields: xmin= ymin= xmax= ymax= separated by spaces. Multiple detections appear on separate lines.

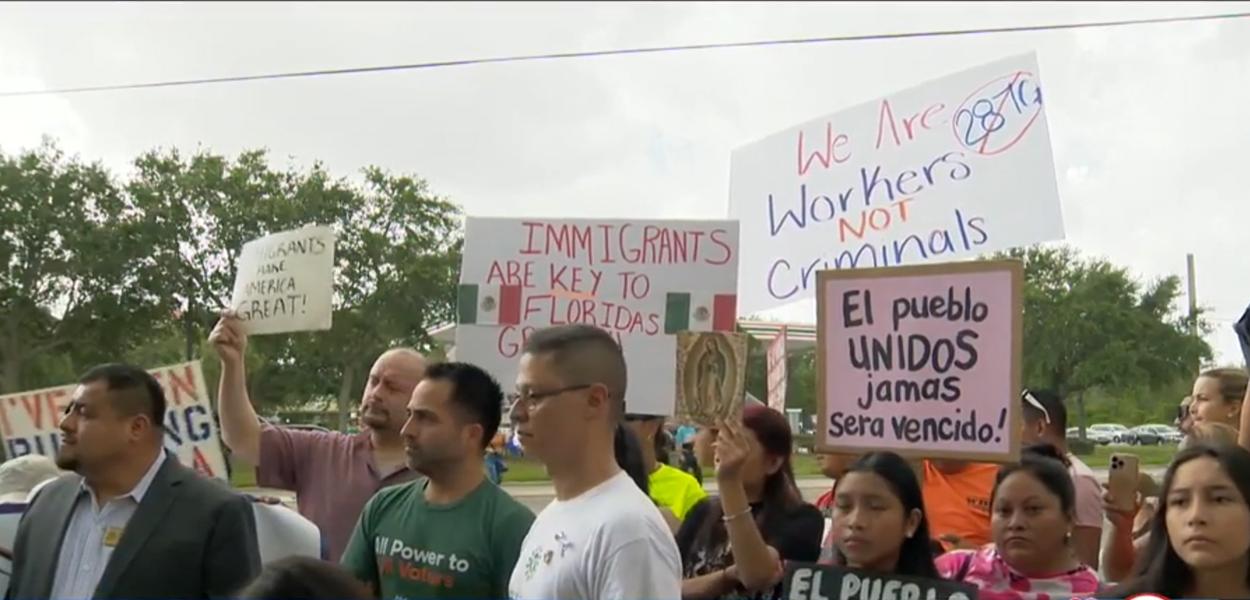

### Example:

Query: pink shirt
xmin=1067 ymin=453 xmax=1104 ymax=530
xmin=257 ymin=424 xmax=417 ymax=561
xmin=936 ymin=547 xmax=1100 ymax=600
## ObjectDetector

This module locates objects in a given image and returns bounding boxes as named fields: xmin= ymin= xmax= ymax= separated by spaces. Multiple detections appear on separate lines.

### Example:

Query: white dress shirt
xmin=49 ymin=451 xmax=166 ymax=600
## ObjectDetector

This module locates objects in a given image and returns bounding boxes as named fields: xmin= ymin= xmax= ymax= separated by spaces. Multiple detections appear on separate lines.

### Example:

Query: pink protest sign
xmin=816 ymin=260 xmax=1022 ymax=462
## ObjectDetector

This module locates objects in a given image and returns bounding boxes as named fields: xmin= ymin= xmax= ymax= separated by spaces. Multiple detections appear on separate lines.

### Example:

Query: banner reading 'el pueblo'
xmin=730 ymin=52 xmax=1062 ymax=315
xmin=785 ymin=563 xmax=978 ymax=600
xmin=455 ymin=217 xmax=739 ymax=417
xmin=0 ymin=362 xmax=229 ymax=481
xmin=230 ymin=225 xmax=336 ymax=335
xmin=817 ymin=260 xmax=1022 ymax=462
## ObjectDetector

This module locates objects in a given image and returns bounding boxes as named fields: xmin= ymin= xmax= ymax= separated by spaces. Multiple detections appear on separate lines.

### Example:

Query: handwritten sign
xmin=675 ymin=332 xmax=747 ymax=424
xmin=455 ymin=217 xmax=739 ymax=416
xmin=816 ymin=260 xmax=1022 ymax=462
xmin=730 ymin=52 xmax=1062 ymax=315
xmin=767 ymin=327 xmax=788 ymax=413
xmin=0 ymin=361 xmax=229 ymax=480
xmin=230 ymin=225 xmax=335 ymax=335
xmin=784 ymin=563 xmax=978 ymax=600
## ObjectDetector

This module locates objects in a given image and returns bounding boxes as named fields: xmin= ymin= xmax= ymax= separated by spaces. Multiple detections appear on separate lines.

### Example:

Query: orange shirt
xmin=922 ymin=460 xmax=998 ymax=551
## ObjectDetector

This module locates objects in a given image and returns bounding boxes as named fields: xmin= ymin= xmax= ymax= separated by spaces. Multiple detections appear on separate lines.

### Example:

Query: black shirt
xmin=675 ymin=497 xmax=823 ymax=600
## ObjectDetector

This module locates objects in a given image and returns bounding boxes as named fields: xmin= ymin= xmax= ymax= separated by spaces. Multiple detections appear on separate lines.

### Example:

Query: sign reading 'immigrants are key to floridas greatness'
xmin=816 ymin=260 xmax=1023 ymax=462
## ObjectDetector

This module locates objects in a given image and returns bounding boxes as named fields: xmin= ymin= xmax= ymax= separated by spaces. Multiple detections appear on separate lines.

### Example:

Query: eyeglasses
xmin=507 ymin=384 xmax=593 ymax=408
xmin=1021 ymin=390 xmax=1050 ymax=424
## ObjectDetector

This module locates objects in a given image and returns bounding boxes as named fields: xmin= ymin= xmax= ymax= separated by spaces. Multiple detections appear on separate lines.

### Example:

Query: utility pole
xmin=1187 ymin=253 xmax=1200 ymax=374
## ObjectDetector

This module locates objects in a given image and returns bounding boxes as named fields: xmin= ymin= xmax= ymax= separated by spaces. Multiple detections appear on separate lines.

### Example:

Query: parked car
xmin=1067 ymin=426 xmax=1114 ymax=445
xmin=1129 ymin=425 xmax=1163 ymax=445
xmin=1089 ymin=423 xmax=1132 ymax=444
xmin=1137 ymin=424 xmax=1183 ymax=445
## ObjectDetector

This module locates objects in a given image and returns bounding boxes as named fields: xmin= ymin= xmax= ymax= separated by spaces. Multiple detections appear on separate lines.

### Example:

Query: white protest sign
xmin=0 ymin=361 xmax=229 ymax=481
xmin=230 ymin=225 xmax=335 ymax=335
xmin=455 ymin=217 xmax=739 ymax=416
xmin=730 ymin=52 xmax=1063 ymax=315
xmin=766 ymin=327 xmax=788 ymax=413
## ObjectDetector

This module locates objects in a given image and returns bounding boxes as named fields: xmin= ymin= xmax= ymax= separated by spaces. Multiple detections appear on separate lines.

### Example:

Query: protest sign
xmin=230 ymin=225 xmax=335 ymax=335
xmin=767 ymin=327 xmax=788 ymax=412
xmin=784 ymin=562 xmax=978 ymax=600
xmin=0 ymin=361 xmax=229 ymax=480
xmin=730 ymin=52 xmax=1062 ymax=315
xmin=816 ymin=260 xmax=1022 ymax=462
xmin=675 ymin=331 xmax=747 ymax=424
xmin=455 ymin=217 xmax=739 ymax=416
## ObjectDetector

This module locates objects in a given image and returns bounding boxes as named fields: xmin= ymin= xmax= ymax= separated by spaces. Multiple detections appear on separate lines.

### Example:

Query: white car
xmin=1089 ymin=423 xmax=1133 ymax=445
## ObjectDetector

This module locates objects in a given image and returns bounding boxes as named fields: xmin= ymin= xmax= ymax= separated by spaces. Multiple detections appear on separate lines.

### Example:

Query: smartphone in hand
xmin=1108 ymin=453 xmax=1141 ymax=514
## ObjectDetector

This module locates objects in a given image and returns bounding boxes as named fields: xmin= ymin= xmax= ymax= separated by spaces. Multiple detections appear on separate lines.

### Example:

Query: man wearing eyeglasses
xmin=1020 ymin=388 xmax=1103 ymax=569
xmin=507 ymin=324 xmax=681 ymax=600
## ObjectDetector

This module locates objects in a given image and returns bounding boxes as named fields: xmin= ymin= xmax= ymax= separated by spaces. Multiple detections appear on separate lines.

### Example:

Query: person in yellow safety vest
xmin=624 ymin=413 xmax=708 ymax=523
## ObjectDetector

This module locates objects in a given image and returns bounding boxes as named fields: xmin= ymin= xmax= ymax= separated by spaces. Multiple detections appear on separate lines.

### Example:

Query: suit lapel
xmin=93 ymin=457 xmax=185 ymax=598
xmin=33 ymin=477 xmax=87 ymax=598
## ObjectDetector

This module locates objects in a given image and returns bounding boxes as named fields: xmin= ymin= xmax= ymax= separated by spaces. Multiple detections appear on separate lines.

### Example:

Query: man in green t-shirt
xmin=342 ymin=362 xmax=535 ymax=599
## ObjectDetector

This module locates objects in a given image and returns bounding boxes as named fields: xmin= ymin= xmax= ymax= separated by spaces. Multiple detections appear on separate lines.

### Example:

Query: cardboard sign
xmin=455 ymin=217 xmax=739 ymax=416
xmin=816 ymin=260 xmax=1022 ymax=462
xmin=730 ymin=52 xmax=1062 ymax=315
xmin=767 ymin=327 xmax=788 ymax=412
xmin=230 ymin=225 xmax=335 ymax=335
xmin=784 ymin=563 xmax=978 ymax=600
xmin=675 ymin=332 xmax=747 ymax=424
xmin=0 ymin=361 xmax=229 ymax=480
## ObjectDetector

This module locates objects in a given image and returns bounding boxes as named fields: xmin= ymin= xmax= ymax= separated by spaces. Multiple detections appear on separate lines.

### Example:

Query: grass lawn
xmin=1075 ymin=443 xmax=1177 ymax=468
xmin=229 ymin=443 xmax=1178 ymax=488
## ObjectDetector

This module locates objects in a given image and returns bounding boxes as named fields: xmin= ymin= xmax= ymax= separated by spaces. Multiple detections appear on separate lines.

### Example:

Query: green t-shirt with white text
xmin=341 ymin=478 xmax=535 ymax=600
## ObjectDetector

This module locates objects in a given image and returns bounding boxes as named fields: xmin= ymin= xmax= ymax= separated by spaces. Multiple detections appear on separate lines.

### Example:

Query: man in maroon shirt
xmin=209 ymin=312 xmax=425 ymax=561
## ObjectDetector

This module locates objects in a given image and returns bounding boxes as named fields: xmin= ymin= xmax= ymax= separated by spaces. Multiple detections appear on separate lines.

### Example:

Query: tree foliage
xmin=999 ymin=246 xmax=1209 ymax=430
xmin=1 ymin=142 xmax=461 ymax=429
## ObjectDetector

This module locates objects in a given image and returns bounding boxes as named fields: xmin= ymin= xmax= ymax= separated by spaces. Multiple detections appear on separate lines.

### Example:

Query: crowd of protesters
xmin=0 ymin=312 xmax=1248 ymax=600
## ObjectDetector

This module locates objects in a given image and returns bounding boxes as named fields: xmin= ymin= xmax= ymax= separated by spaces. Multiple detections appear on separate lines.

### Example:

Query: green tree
xmin=999 ymin=246 xmax=1211 ymax=434
xmin=0 ymin=142 xmax=163 ymax=392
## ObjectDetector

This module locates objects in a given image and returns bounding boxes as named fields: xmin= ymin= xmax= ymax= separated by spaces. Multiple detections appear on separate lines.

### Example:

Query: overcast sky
xmin=2 ymin=1 xmax=1247 ymax=365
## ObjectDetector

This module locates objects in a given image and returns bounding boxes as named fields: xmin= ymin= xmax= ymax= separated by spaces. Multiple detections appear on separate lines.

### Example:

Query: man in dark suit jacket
xmin=6 ymin=364 xmax=262 ymax=600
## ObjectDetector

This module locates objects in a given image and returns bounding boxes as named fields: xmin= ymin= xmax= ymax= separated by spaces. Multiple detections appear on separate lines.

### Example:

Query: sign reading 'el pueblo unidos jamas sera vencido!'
xmin=455 ymin=218 xmax=739 ymax=417
xmin=730 ymin=52 xmax=1063 ymax=315
xmin=817 ymin=260 xmax=1023 ymax=462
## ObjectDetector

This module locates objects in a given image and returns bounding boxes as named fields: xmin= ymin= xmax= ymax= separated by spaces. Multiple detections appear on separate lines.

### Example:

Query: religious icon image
xmin=675 ymin=331 xmax=747 ymax=424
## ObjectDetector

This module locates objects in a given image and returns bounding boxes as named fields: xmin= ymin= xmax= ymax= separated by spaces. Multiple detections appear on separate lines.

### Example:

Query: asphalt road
xmin=245 ymin=466 xmax=1167 ymax=514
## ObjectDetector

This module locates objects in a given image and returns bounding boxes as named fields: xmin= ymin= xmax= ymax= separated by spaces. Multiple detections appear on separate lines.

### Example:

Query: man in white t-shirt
xmin=507 ymin=324 xmax=681 ymax=600
xmin=1021 ymin=388 xmax=1103 ymax=569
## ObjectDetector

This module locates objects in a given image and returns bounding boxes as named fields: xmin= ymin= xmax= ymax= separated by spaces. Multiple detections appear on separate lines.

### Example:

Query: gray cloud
xmin=1 ymin=1 xmax=1246 ymax=362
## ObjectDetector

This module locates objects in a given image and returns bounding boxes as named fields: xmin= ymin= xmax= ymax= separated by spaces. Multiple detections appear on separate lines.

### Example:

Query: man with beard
xmin=210 ymin=312 xmax=425 ymax=561
xmin=340 ymin=361 xmax=534 ymax=599
xmin=7 ymin=364 xmax=260 ymax=599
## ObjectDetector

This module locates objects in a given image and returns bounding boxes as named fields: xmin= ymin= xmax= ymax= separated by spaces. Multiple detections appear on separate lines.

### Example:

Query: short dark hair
xmin=524 ymin=325 xmax=627 ymax=420
xmin=423 ymin=361 xmax=503 ymax=449
xmin=1021 ymin=388 xmax=1067 ymax=432
xmin=79 ymin=364 xmax=166 ymax=429
xmin=238 ymin=556 xmax=369 ymax=600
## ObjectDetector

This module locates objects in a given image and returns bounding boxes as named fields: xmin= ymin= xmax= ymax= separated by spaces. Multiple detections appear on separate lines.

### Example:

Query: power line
xmin=3 ymin=9 xmax=1249 ymax=98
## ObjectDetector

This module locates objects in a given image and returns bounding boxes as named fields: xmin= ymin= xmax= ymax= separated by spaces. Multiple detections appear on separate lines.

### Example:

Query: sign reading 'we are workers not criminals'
xmin=730 ymin=52 xmax=1063 ymax=316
